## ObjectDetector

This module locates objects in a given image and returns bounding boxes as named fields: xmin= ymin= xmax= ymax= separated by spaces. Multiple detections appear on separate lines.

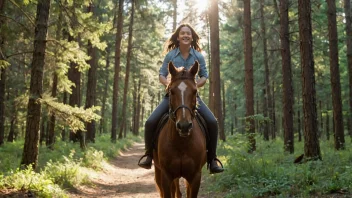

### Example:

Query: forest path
xmin=68 ymin=142 xmax=214 ymax=198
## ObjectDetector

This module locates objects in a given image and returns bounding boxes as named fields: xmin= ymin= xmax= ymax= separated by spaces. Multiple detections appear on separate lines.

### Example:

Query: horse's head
xmin=167 ymin=61 xmax=199 ymax=137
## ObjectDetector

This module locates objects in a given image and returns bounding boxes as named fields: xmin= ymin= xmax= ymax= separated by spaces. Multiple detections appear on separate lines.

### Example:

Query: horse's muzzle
xmin=176 ymin=121 xmax=193 ymax=137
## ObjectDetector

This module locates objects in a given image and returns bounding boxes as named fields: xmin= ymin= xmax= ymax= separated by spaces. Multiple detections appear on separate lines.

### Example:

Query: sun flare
xmin=194 ymin=0 xmax=209 ymax=13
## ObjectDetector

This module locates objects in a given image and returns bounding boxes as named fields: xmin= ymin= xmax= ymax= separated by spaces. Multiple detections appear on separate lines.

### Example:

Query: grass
xmin=202 ymin=134 xmax=352 ymax=198
xmin=0 ymin=133 xmax=141 ymax=197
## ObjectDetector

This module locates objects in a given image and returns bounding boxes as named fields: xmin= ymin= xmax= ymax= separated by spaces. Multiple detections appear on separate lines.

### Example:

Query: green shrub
xmin=203 ymin=134 xmax=352 ymax=197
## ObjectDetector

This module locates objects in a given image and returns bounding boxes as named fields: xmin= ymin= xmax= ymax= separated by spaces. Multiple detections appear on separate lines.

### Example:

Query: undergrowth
xmin=0 ymin=133 xmax=141 ymax=197
xmin=203 ymin=134 xmax=352 ymax=198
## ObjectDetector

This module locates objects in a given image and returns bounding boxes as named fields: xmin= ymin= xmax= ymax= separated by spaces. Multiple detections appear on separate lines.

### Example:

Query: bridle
xmin=167 ymin=77 xmax=197 ymax=123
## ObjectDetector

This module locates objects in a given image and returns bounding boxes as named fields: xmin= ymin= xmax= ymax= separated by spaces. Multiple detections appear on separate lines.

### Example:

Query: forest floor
xmin=67 ymin=142 xmax=218 ymax=198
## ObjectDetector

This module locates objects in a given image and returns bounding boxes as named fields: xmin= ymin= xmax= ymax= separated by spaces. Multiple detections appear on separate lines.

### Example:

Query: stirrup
xmin=207 ymin=157 xmax=224 ymax=169
xmin=138 ymin=154 xmax=150 ymax=165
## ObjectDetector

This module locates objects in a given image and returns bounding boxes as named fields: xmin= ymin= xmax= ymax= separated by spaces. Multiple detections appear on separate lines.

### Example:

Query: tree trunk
xmin=100 ymin=45 xmax=111 ymax=134
xmin=111 ymin=0 xmax=124 ymax=142
xmin=61 ymin=92 xmax=67 ymax=141
xmin=47 ymin=73 xmax=57 ymax=149
xmin=135 ymin=75 xmax=141 ymax=135
xmin=344 ymin=0 xmax=352 ymax=142
xmin=0 ymin=67 xmax=5 ymax=146
xmin=40 ymin=113 xmax=46 ymax=145
xmin=298 ymin=110 xmax=302 ymax=142
xmin=260 ymin=0 xmax=272 ymax=141
xmin=119 ymin=0 xmax=135 ymax=139
xmin=21 ymin=0 xmax=51 ymax=169
xmin=326 ymin=0 xmax=345 ymax=150
xmin=272 ymin=81 xmax=276 ymax=139
xmin=0 ymin=0 xmax=6 ymax=146
xmin=319 ymin=100 xmax=323 ymax=137
xmin=298 ymin=0 xmax=321 ymax=160
xmin=85 ymin=3 xmax=97 ymax=143
xmin=209 ymin=0 xmax=225 ymax=141
xmin=326 ymin=103 xmax=330 ymax=140
xmin=68 ymin=35 xmax=85 ymax=149
xmin=244 ymin=0 xmax=255 ymax=152
xmin=280 ymin=0 xmax=294 ymax=153
xmin=132 ymin=77 xmax=137 ymax=135
xmin=222 ymin=80 xmax=226 ymax=136
xmin=172 ymin=0 xmax=177 ymax=32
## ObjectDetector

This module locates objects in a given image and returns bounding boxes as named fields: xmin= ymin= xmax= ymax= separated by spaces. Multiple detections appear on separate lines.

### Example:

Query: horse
xmin=153 ymin=61 xmax=207 ymax=198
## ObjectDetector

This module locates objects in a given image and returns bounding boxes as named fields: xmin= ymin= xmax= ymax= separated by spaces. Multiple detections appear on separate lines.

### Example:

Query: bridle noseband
xmin=169 ymin=104 xmax=195 ymax=123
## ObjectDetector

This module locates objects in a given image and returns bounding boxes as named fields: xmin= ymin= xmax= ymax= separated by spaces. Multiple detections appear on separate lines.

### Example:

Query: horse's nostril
xmin=176 ymin=122 xmax=181 ymax=130
xmin=188 ymin=122 xmax=193 ymax=130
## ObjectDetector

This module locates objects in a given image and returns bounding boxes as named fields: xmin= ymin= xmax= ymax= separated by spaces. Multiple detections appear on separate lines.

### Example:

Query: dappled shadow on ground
xmin=109 ymin=142 xmax=149 ymax=170
xmin=69 ymin=180 xmax=158 ymax=197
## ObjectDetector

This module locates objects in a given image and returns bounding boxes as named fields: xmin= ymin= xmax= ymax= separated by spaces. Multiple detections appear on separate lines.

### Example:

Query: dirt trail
xmin=68 ymin=142 xmax=213 ymax=198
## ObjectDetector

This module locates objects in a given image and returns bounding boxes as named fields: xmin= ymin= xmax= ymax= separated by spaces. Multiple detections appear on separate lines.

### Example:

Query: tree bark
xmin=21 ymin=0 xmax=51 ymax=169
xmin=0 ymin=0 xmax=6 ymax=146
xmin=344 ymin=0 xmax=352 ymax=141
xmin=85 ymin=3 xmax=97 ymax=143
xmin=68 ymin=35 xmax=85 ymax=149
xmin=209 ymin=0 xmax=225 ymax=141
xmin=260 ymin=0 xmax=272 ymax=142
xmin=119 ymin=0 xmax=135 ymax=139
xmin=280 ymin=0 xmax=294 ymax=153
xmin=172 ymin=0 xmax=177 ymax=32
xmin=244 ymin=0 xmax=255 ymax=152
xmin=326 ymin=0 xmax=344 ymax=150
xmin=111 ymin=0 xmax=124 ymax=142
xmin=100 ymin=44 xmax=111 ymax=134
xmin=298 ymin=0 xmax=321 ymax=160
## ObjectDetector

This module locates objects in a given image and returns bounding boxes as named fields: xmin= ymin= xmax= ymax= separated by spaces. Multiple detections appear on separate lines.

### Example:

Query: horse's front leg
xmin=154 ymin=166 xmax=163 ymax=197
xmin=161 ymin=173 xmax=173 ymax=198
xmin=186 ymin=172 xmax=202 ymax=198
xmin=172 ymin=178 xmax=182 ymax=198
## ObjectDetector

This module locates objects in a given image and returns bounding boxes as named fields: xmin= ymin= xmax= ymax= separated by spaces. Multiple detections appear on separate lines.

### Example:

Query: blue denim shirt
xmin=159 ymin=47 xmax=208 ymax=79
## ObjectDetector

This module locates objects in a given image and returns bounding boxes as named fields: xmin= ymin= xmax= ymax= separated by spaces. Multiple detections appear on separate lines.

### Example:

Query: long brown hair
xmin=163 ymin=23 xmax=202 ymax=54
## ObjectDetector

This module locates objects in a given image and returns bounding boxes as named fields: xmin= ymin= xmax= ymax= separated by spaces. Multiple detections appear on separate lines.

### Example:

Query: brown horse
xmin=153 ymin=61 xmax=207 ymax=198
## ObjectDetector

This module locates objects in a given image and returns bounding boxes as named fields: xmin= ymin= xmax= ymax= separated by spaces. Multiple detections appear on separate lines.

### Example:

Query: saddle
xmin=153 ymin=111 xmax=210 ymax=150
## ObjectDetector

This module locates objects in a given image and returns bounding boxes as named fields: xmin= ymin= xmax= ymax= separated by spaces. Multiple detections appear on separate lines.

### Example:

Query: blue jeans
xmin=144 ymin=95 xmax=218 ymax=162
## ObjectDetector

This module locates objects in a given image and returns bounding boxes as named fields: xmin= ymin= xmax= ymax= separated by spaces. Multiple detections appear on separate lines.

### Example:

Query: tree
xmin=260 ymin=0 xmax=272 ymax=141
xmin=21 ymin=0 xmax=51 ymax=169
xmin=344 ymin=0 xmax=352 ymax=140
xmin=298 ymin=0 xmax=321 ymax=160
xmin=0 ymin=0 xmax=6 ymax=146
xmin=111 ymin=0 xmax=124 ymax=143
xmin=208 ymin=0 xmax=225 ymax=141
xmin=85 ymin=2 xmax=98 ymax=143
xmin=280 ymin=0 xmax=294 ymax=153
xmin=119 ymin=0 xmax=135 ymax=139
xmin=326 ymin=0 xmax=344 ymax=150
xmin=244 ymin=0 xmax=255 ymax=152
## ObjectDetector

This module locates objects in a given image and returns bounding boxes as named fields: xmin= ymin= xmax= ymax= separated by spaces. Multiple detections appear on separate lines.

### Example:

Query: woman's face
xmin=177 ymin=26 xmax=193 ymax=46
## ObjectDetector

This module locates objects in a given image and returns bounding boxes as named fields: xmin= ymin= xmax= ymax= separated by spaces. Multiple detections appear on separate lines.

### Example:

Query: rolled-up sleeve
xmin=197 ymin=53 xmax=208 ymax=79
xmin=159 ymin=53 xmax=171 ymax=77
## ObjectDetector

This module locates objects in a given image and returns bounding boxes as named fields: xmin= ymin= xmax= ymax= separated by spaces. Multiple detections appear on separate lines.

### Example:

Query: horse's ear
xmin=168 ymin=61 xmax=177 ymax=76
xmin=190 ymin=61 xmax=199 ymax=76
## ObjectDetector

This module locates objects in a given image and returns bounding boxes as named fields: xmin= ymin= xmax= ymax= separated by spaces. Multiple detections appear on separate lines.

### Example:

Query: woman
xmin=138 ymin=23 xmax=224 ymax=174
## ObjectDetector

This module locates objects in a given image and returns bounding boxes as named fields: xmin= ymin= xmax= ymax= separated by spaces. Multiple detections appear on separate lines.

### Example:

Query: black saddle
xmin=153 ymin=111 xmax=209 ymax=150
